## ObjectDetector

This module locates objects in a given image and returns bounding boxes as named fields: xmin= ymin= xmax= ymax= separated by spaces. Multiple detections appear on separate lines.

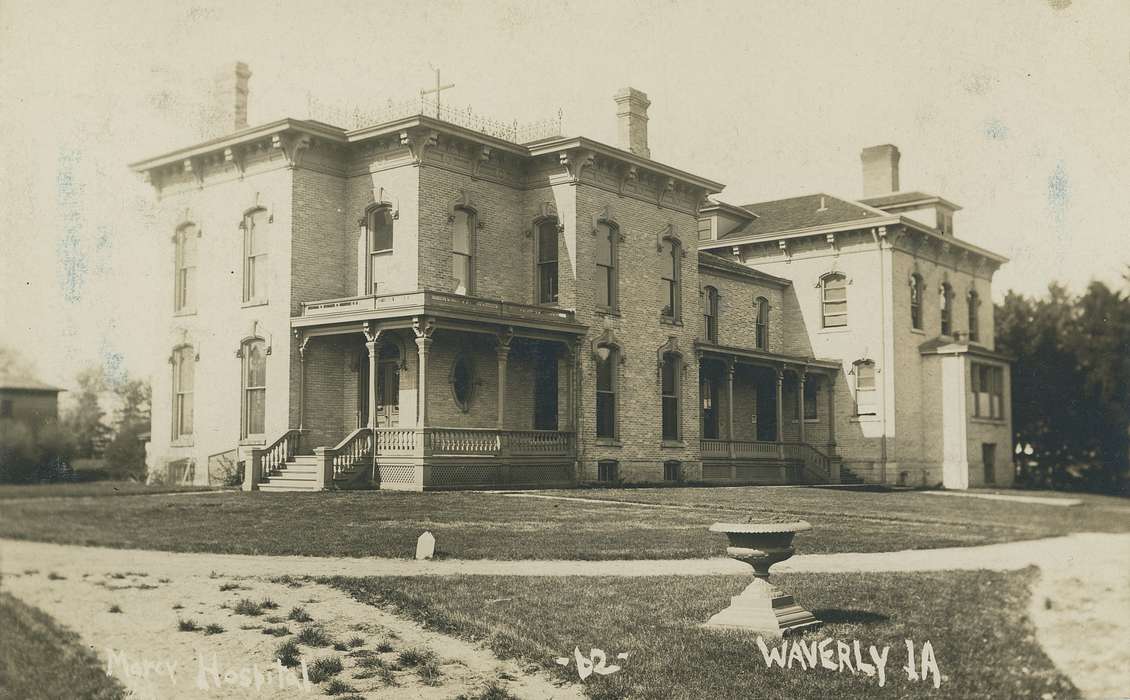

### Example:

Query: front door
xmin=376 ymin=360 xmax=399 ymax=427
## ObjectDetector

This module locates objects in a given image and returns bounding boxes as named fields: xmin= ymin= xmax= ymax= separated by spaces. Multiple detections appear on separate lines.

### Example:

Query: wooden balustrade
xmin=701 ymin=439 xmax=834 ymax=484
xmin=256 ymin=430 xmax=301 ymax=475
xmin=329 ymin=428 xmax=373 ymax=480
xmin=373 ymin=429 xmax=416 ymax=454
xmin=508 ymin=430 xmax=574 ymax=456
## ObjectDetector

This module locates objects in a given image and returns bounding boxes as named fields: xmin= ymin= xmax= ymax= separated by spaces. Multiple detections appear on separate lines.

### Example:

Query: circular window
xmin=451 ymin=355 xmax=474 ymax=411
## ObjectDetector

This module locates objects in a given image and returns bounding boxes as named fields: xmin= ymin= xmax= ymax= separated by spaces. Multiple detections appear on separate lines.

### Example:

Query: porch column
xmin=496 ymin=329 xmax=513 ymax=430
xmin=797 ymin=368 xmax=807 ymax=444
xmin=413 ymin=317 xmax=435 ymax=429
xmin=365 ymin=340 xmax=378 ymax=430
xmin=562 ymin=342 xmax=575 ymax=432
xmin=827 ymin=371 xmax=837 ymax=445
xmin=725 ymin=358 xmax=735 ymax=443
xmin=295 ymin=331 xmax=309 ymax=432
xmin=775 ymin=367 xmax=785 ymax=459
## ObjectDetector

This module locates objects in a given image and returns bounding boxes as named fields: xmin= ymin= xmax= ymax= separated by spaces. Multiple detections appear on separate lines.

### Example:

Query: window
xmin=595 ymin=221 xmax=618 ymax=309
xmin=597 ymin=460 xmax=618 ymax=483
xmin=854 ymin=360 xmax=876 ymax=416
xmin=697 ymin=218 xmax=712 ymax=241
xmin=536 ymin=220 xmax=559 ymax=304
xmin=701 ymin=375 xmax=719 ymax=439
xmin=909 ymin=274 xmax=923 ymax=330
xmin=241 ymin=339 xmax=266 ymax=438
xmin=452 ymin=208 xmax=474 ymax=295
xmin=972 ymin=363 xmax=1004 ymax=419
xmin=242 ymin=209 xmax=269 ymax=303
xmin=661 ymin=239 xmax=681 ymax=319
xmin=174 ymin=223 xmax=197 ymax=312
xmin=595 ymin=348 xmax=617 ymax=438
xmin=661 ymin=353 xmax=680 ymax=441
xmin=702 ymin=286 xmax=719 ymax=342
xmin=821 ymin=274 xmax=847 ymax=328
xmin=967 ymin=290 xmax=981 ymax=342
xmin=533 ymin=346 xmax=558 ymax=430
xmin=1 ymin=399 xmax=12 ymax=418
xmin=664 ymin=460 xmax=682 ymax=482
xmin=171 ymin=346 xmax=195 ymax=439
xmin=366 ymin=206 xmax=394 ymax=294
xmin=451 ymin=355 xmax=474 ymax=411
xmin=754 ymin=297 xmax=769 ymax=349
xmin=803 ymin=376 xmax=819 ymax=421
xmin=940 ymin=282 xmax=953 ymax=336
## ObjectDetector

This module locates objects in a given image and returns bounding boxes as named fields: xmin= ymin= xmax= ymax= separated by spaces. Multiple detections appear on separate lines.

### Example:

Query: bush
xmin=307 ymin=656 xmax=343 ymax=683
xmin=0 ymin=422 xmax=75 ymax=484
xmin=276 ymin=639 xmax=301 ymax=668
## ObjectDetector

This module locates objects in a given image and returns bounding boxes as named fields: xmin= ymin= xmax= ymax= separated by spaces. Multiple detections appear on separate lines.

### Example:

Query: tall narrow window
xmin=595 ymin=221 xmax=618 ymax=310
xmin=967 ymin=290 xmax=981 ymax=342
xmin=909 ymin=274 xmax=923 ymax=330
xmin=754 ymin=297 xmax=769 ymax=349
xmin=940 ymin=282 xmax=953 ymax=336
xmin=171 ymin=346 xmax=195 ymax=440
xmin=174 ymin=224 xmax=198 ymax=312
xmin=661 ymin=353 xmax=680 ymax=441
xmin=242 ymin=339 xmax=267 ymax=438
xmin=536 ymin=220 xmax=559 ymax=304
xmin=803 ymin=376 xmax=820 ymax=420
xmin=660 ymin=239 xmax=681 ymax=319
xmin=703 ymin=286 xmax=719 ymax=342
xmin=854 ymin=360 xmax=876 ymax=416
xmin=972 ymin=363 xmax=1004 ymax=419
xmin=242 ymin=209 xmax=269 ymax=303
xmin=452 ymin=209 xmax=474 ymax=295
xmin=366 ymin=206 xmax=394 ymax=294
xmin=821 ymin=274 xmax=847 ymax=328
xmin=595 ymin=348 xmax=616 ymax=438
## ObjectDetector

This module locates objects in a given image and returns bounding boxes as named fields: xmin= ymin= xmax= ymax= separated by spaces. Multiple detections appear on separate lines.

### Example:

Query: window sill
xmin=595 ymin=438 xmax=622 ymax=447
xmin=661 ymin=440 xmax=685 ymax=449
xmin=971 ymin=417 xmax=1007 ymax=425
xmin=909 ymin=327 xmax=925 ymax=335
xmin=242 ymin=299 xmax=269 ymax=309
xmin=595 ymin=308 xmax=621 ymax=319
xmin=239 ymin=438 xmax=266 ymax=447
xmin=659 ymin=316 xmax=683 ymax=327
xmin=173 ymin=309 xmax=197 ymax=318
xmin=171 ymin=437 xmax=194 ymax=448
xmin=803 ymin=418 xmax=820 ymax=424
xmin=817 ymin=327 xmax=850 ymax=335
xmin=849 ymin=415 xmax=880 ymax=424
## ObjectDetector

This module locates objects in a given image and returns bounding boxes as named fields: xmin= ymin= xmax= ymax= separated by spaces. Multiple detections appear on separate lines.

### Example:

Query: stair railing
xmin=246 ymin=429 xmax=301 ymax=491
xmin=314 ymin=427 xmax=374 ymax=487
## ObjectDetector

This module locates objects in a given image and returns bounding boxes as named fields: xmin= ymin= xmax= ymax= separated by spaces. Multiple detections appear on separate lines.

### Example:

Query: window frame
xmin=754 ymin=296 xmax=769 ymax=349
xmin=967 ymin=289 xmax=981 ymax=342
xmin=241 ymin=338 xmax=267 ymax=439
xmin=821 ymin=273 xmax=848 ymax=328
xmin=597 ymin=460 xmax=619 ymax=483
xmin=171 ymin=345 xmax=195 ymax=441
xmin=909 ymin=273 xmax=923 ymax=330
xmin=660 ymin=352 xmax=682 ymax=441
xmin=803 ymin=375 xmax=820 ymax=421
xmin=364 ymin=204 xmax=395 ymax=295
xmin=594 ymin=220 xmax=619 ymax=312
xmin=971 ymin=362 xmax=1005 ymax=420
xmin=450 ymin=354 xmax=475 ymax=412
xmin=595 ymin=347 xmax=618 ymax=439
xmin=451 ymin=207 xmax=476 ymax=296
xmin=702 ymin=286 xmax=719 ymax=343
xmin=535 ymin=218 xmax=559 ymax=305
xmin=663 ymin=460 xmax=682 ymax=482
xmin=940 ymin=282 xmax=954 ymax=336
xmin=241 ymin=208 xmax=269 ymax=304
xmin=853 ymin=359 xmax=877 ymax=417
xmin=173 ymin=223 xmax=198 ymax=313
xmin=660 ymin=238 xmax=682 ymax=321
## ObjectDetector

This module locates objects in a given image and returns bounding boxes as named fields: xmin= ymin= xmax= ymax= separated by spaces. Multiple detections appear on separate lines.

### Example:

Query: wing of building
xmin=132 ymin=66 xmax=1011 ymax=491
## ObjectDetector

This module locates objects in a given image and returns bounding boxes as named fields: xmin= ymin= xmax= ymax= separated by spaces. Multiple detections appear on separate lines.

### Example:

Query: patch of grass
xmin=270 ymin=574 xmax=306 ymax=588
xmin=239 ymin=624 xmax=261 ymax=631
xmin=306 ymin=656 xmax=343 ymax=683
xmin=323 ymin=678 xmax=358 ymax=695
xmin=287 ymin=606 xmax=312 ymax=622
xmin=232 ymin=598 xmax=263 ymax=616
xmin=135 ymin=583 xmax=158 ymax=591
xmin=176 ymin=618 xmax=198 ymax=632
xmin=260 ymin=597 xmax=279 ymax=610
xmin=0 ymin=481 xmax=213 ymax=499
xmin=326 ymin=568 xmax=1079 ymax=700
xmin=262 ymin=625 xmax=290 ymax=637
xmin=276 ymin=639 xmax=301 ymax=668
xmin=109 ymin=572 xmax=126 ymax=580
xmin=416 ymin=657 xmax=443 ymax=686
xmin=108 ymin=604 xmax=122 ymax=614
xmin=455 ymin=681 xmax=521 ymax=700
xmin=264 ymin=615 xmax=285 ymax=623
xmin=218 ymin=582 xmax=244 ymax=592
xmin=296 ymin=625 xmax=333 ymax=647
xmin=396 ymin=647 xmax=436 ymax=668
xmin=203 ymin=623 xmax=225 ymax=635
xmin=22 ymin=569 xmax=38 ymax=575
xmin=346 ymin=635 xmax=365 ymax=648
xmin=0 ymin=593 xmax=129 ymax=699
xmin=46 ymin=572 xmax=65 ymax=580
xmin=374 ymin=639 xmax=394 ymax=653
xmin=332 ymin=641 xmax=349 ymax=651
xmin=353 ymin=656 xmax=398 ymax=685
xmin=158 ymin=578 xmax=171 ymax=583
xmin=171 ymin=603 xmax=184 ymax=610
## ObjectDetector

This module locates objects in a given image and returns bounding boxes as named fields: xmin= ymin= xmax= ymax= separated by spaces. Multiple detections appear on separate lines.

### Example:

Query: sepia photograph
xmin=1 ymin=1 xmax=1128 ymax=698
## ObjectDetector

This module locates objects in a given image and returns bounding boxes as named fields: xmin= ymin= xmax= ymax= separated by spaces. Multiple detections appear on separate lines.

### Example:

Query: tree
xmin=103 ymin=378 xmax=151 ymax=479
xmin=0 ymin=346 xmax=38 ymax=380
xmin=61 ymin=366 xmax=111 ymax=459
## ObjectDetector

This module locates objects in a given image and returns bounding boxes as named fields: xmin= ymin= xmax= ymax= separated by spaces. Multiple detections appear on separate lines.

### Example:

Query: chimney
xmin=614 ymin=87 xmax=651 ymax=159
xmin=861 ymin=144 xmax=900 ymax=197
xmin=204 ymin=62 xmax=252 ymax=137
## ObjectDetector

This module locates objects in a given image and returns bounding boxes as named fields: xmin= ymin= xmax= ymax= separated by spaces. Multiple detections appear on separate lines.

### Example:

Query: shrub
xmin=288 ymin=606 xmax=312 ymax=623
xmin=374 ymin=640 xmax=394 ymax=653
xmin=218 ymin=582 xmax=243 ymax=592
xmin=108 ymin=604 xmax=122 ymax=614
xmin=455 ymin=682 xmax=521 ymax=700
xmin=46 ymin=572 xmax=65 ymax=581
xmin=296 ymin=625 xmax=333 ymax=647
xmin=262 ymin=625 xmax=290 ymax=637
xmin=204 ymin=623 xmax=225 ymax=635
xmin=332 ymin=641 xmax=349 ymax=651
xmin=260 ymin=597 xmax=279 ymax=610
xmin=323 ymin=678 xmax=357 ymax=695
xmin=233 ymin=598 xmax=262 ymax=616
xmin=307 ymin=656 xmax=343 ymax=683
xmin=276 ymin=639 xmax=301 ymax=668
xmin=177 ymin=618 xmax=198 ymax=632
xmin=347 ymin=636 xmax=365 ymax=648
xmin=396 ymin=648 xmax=436 ymax=668
xmin=416 ymin=658 xmax=443 ymax=686
xmin=0 ymin=422 xmax=75 ymax=484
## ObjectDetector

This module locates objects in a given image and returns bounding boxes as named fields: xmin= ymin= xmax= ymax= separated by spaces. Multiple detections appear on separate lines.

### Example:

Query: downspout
xmin=875 ymin=226 xmax=890 ymax=475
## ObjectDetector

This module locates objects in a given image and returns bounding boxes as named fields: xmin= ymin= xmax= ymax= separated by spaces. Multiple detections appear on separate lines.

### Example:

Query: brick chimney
xmin=203 ymin=62 xmax=252 ymax=137
xmin=614 ymin=87 xmax=651 ymax=159
xmin=861 ymin=144 xmax=900 ymax=197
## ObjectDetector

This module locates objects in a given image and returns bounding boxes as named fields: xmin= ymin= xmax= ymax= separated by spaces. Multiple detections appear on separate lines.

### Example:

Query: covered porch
xmin=696 ymin=343 xmax=841 ymax=484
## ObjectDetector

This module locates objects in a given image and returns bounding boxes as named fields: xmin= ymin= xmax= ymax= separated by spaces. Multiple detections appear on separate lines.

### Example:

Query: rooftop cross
xmin=420 ymin=68 xmax=455 ymax=118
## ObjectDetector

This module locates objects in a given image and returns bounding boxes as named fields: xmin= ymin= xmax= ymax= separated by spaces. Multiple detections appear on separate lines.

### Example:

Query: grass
xmin=263 ymin=625 xmax=291 ymax=637
xmin=0 ymin=487 xmax=1125 ymax=560
xmin=353 ymin=655 xmax=398 ymax=685
xmin=203 ymin=623 xmax=225 ymax=635
xmin=455 ymin=682 xmax=521 ymax=700
xmin=46 ymin=572 xmax=65 ymax=580
xmin=276 ymin=639 xmax=301 ymax=668
xmin=176 ymin=618 xmax=198 ymax=631
xmin=307 ymin=656 xmax=344 ymax=683
xmin=296 ymin=624 xmax=334 ymax=647
xmin=108 ymin=604 xmax=122 ymax=613
xmin=347 ymin=635 xmax=365 ymax=648
xmin=288 ymin=606 xmax=313 ymax=622
xmin=0 ymin=593 xmax=128 ymax=699
xmin=325 ymin=568 xmax=1079 ymax=699
xmin=218 ymin=582 xmax=245 ymax=591
xmin=324 ymin=678 xmax=358 ymax=695
xmin=232 ymin=598 xmax=264 ymax=616
xmin=374 ymin=639 xmax=394 ymax=653
xmin=0 ymin=480 xmax=214 ymax=499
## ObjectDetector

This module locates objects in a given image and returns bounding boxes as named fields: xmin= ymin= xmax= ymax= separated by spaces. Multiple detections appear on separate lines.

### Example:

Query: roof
xmin=860 ymin=190 xmax=962 ymax=212
xmin=723 ymin=194 xmax=885 ymax=238
xmin=0 ymin=375 xmax=63 ymax=392
xmin=697 ymin=251 xmax=791 ymax=287
xmin=918 ymin=337 xmax=1013 ymax=362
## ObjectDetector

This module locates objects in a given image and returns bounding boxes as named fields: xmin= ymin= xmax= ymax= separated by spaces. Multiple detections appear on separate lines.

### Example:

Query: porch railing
xmin=299 ymin=289 xmax=577 ymax=325
xmin=368 ymin=427 xmax=574 ymax=459
xmin=700 ymin=439 xmax=834 ymax=484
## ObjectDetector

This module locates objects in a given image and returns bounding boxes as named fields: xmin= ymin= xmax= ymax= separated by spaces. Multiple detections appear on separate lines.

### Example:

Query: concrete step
xmin=258 ymin=482 xmax=320 ymax=492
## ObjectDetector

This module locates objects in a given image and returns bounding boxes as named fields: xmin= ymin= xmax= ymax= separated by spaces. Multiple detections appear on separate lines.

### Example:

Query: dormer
xmin=697 ymin=200 xmax=758 ymax=241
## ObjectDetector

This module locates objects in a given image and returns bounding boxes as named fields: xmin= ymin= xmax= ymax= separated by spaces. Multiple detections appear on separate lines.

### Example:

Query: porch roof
xmin=695 ymin=342 xmax=841 ymax=372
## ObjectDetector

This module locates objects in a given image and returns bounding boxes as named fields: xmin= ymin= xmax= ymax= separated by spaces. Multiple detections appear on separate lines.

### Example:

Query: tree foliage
xmin=60 ymin=366 xmax=111 ymax=459
xmin=996 ymin=274 xmax=1130 ymax=494
xmin=103 ymin=378 xmax=151 ymax=479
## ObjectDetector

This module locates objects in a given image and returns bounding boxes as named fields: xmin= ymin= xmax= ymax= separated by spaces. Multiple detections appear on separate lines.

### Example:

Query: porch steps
xmin=258 ymin=455 xmax=322 ymax=493
xmin=839 ymin=465 xmax=865 ymax=485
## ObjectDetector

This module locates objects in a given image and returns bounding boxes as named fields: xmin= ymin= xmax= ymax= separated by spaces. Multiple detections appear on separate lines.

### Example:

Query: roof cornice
xmin=128 ymin=119 xmax=348 ymax=172
xmin=527 ymin=136 xmax=725 ymax=193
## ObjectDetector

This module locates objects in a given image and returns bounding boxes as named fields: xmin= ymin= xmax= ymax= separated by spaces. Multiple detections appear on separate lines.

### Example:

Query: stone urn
xmin=702 ymin=521 xmax=821 ymax=637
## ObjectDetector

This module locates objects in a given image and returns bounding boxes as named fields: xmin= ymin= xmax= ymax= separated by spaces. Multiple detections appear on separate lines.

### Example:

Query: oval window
xmin=451 ymin=356 xmax=473 ymax=411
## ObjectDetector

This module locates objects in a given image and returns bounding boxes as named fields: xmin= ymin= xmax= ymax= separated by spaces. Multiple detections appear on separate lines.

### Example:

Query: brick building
xmin=133 ymin=66 xmax=1011 ymax=490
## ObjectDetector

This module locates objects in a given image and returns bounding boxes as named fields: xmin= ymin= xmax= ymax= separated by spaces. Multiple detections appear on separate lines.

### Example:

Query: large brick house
xmin=133 ymin=65 xmax=1011 ymax=491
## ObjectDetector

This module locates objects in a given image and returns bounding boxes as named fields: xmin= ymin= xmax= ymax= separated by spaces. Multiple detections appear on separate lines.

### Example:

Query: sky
xmin=1 ymin=0 xmax=1128 ymax=390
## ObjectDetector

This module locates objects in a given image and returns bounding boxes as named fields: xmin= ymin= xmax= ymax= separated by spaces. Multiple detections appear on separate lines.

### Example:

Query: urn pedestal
xmin=702 ymin=521 xmax=821 ymax=638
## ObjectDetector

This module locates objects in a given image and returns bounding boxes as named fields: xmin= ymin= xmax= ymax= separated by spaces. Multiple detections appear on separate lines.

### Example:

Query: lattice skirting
xmin=377 ymin=464 xmax=417 ymax=485
xmin=426 ymin=463 xmax=573 ymax=489
xmin=700 ymin=462 xmax=793 ymax=484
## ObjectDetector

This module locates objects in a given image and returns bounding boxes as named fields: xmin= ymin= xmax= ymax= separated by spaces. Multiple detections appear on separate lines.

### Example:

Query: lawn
xmin=0 ymin=486 xmax=1124 ymax=560
xmin=0 ymin=480 xmax=217 ymax=500
xmin=0 ymin=593 xmax=127 ymax=699
xmin=326 ymin=568 xmax=1078 ymax=699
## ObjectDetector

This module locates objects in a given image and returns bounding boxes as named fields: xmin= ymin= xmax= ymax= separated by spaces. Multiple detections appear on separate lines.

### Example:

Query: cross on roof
xmin=420 ymin=68 xmax=455 ymax=118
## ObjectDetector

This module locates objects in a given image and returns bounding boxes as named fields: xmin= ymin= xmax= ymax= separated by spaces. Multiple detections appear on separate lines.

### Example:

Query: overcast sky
xmin=1 ymin=0 xmax=1127 ymax=389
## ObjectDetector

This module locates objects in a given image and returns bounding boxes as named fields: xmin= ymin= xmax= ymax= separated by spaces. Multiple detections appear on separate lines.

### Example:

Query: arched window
xmin=661 ymin=352 xmax=681 ymax=441
xmin=174 ymin=224 xmax=198 ymax=313
xmin=967 ymin=289 xmax=981 ymax=342
xmin=451 ymin=355 xmax=474 ymax=411
xmin=940 ymin=282 xmax=953 ymax=336
xmin=536 ymin=219 xmax=559 ymax=304
xmin=171 ymin=346 xmax=195 ymax=440
xmin=595 ymin=346 xmax=617 ymax=438
xmin=242 ymin=209 xmax=269 ymax=303
xmin=241 ymin=339 xmax=267 ymax=438
xmin=452 ymin=208 xmax=474 ymax=295
xmin=703 ymin=286 xmax=719 ymax=343
xmin=660 ymin=238 xmax=681 ymax=319
xmin=754 ymin=297 xmax=769 ymax=349
xmin=821 ymin=273 xmax=847 ymax=328
xmin=909 ymin=273 xmax=924 ymax=330
xmin=365 ymin=205 xmax=394 ymax=294
xmin=853 ymin=360 xmax=876 ymax=416
xmin=595 ymin=220 xmax=618 ymax=310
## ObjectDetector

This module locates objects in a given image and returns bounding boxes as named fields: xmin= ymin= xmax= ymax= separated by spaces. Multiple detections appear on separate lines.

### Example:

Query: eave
xmin=527 ymin=137 xmax=725 ymax=193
